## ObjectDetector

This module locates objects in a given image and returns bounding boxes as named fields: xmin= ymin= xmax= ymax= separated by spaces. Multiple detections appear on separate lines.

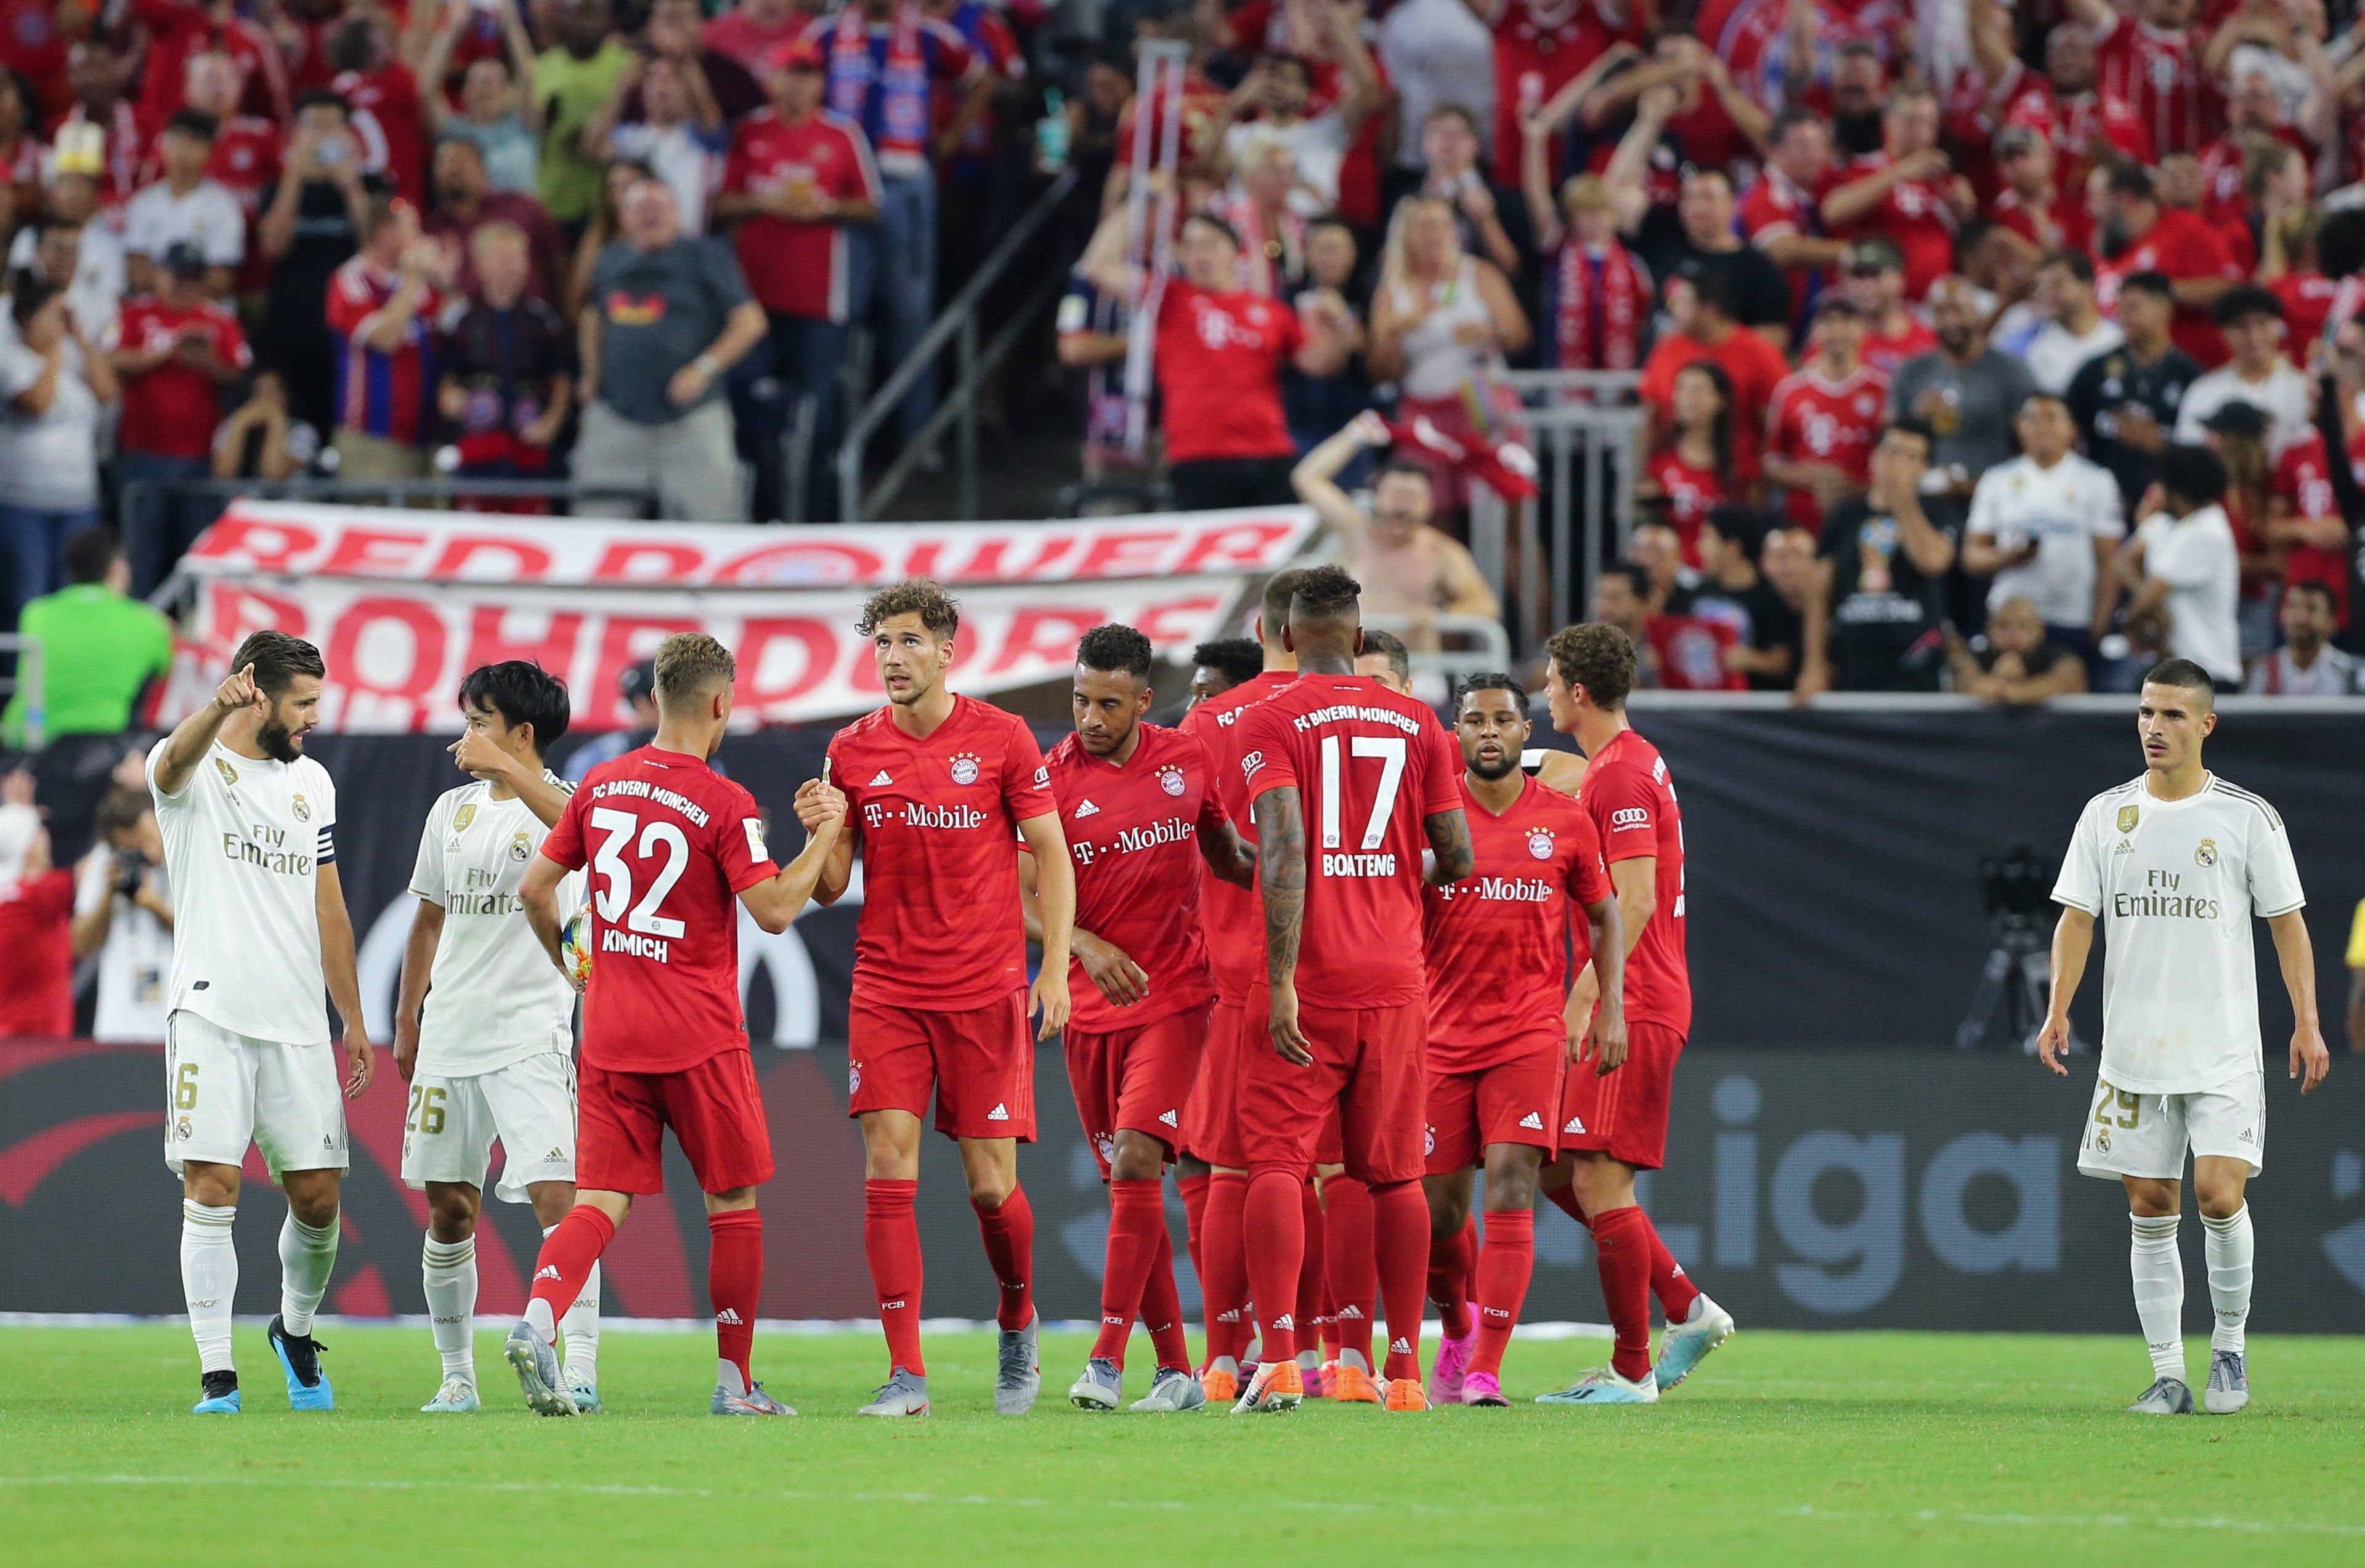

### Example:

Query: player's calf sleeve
xmin=1470 ymin=1209 xmax=1535 ymax=1379
xmin=970 ymin=1185 xmax=1036 ymax=1332
xmin=1093 ymin=1178 xmax=1166 ymax=1364
xmin=1140 ymin=1215 xmax=1193 ymax=1372
xmin=1427 ymin=1216 xmax=1475 ymax=1340
xmin=1647 ymin=1220 xmax=1703 ymax=1324
xmin=1243 ymin=1166 xmax=1307 ymax=1362
xmin=1178 ymin=1170 xmax=1211 ymax=1291
xmin=1323 ymin=1174 xmax=1376 ymax=1366
xmin=707 ymin=1210 xmax=763 ymax=1396
xmin=277 ymin=1210 xmax=339 ymax=1336
xmin=524 ymin=1204 xmax=616 ymax=1344
xmin=181 ymin=1200 xmax=238 ymax=1375
xmin=864 ymin=1178 xmax=927 ymax=1375
xmin=422 ymin=1234 xmax=477 ymax=1379
xmin=2129 ymin=1213 xmax=2184 ymax=1382
xmin=2202 ymin=1206 xmax=2252 ymax=1355
xmin=1368 ymin=1180 xmax=1432 ymax=1384
xmin=1588 ymin=1205 xmax=1656 ymax=1384
xmin=1543 ymin=1182 xmax=1591 ymax=1231
xmin=550 ymin=1226 xmax=602 ymax=1386
xmin=1201 ymin=1171 xmax=1251 ymax=1365
xmin=1294 ymin=1181 xmax=1327 ymax=1364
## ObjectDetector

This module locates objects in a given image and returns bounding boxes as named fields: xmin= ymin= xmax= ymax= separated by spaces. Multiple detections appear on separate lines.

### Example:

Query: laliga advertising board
xmin=171 ymin=504 xmax=1318 ymax=732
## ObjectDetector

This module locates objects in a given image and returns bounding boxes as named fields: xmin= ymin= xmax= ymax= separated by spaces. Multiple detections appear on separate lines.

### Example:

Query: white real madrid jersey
xmin=147 ymin=738 xmax=336 ymax=1045
xmin=2053 ymin=774 xmax=2305 ymax=1095
xmin=409 ymin=775 xmax=585 ymax=1076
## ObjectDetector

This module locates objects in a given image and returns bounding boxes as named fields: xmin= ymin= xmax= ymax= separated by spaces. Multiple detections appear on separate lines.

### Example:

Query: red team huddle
xmin=501 ymin=566 xmax=1729 ymax=1416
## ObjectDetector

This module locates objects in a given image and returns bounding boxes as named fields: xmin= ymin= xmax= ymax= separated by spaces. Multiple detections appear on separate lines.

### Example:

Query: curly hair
xmin=858 ymin=576 xmax=961 ymax=640
xmin=1075 ymin=623 xmax=1154 ymax=679
xmin=1544 ymin=623 xmax=1635 ymax=711
xmin=1290 ymin=564 xmax=1363 ymax=619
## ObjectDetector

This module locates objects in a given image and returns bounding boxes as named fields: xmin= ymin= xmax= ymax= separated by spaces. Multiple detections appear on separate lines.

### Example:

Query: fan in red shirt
xmin=2093 ymin=160 xmax=2242 ymax=366
xmin=1639 ymin=360 xmax=1758 ymax=565
xmin=1981 ymin=17 xmax=2154 ymax=196
xmin=1171 ymin=570 xmax=1302 ymax=1404
xmin=116 ymin=245 xmax=251 ymax=464
xmin=131 ymin=0 xmax=291 ymax=129
xmin=1229 ymin=565 xmax=1472 ymax=1414
xmin=2085 ymin=0 xmax=2219 ymax=159
xmin=330 ymin=22 xmax=429 ymax=204
xmin=1033 ymin=624 xmax=1254 ymax=1415
xmin=1764 ymin=297 xmax=1889 ymax=531
xmin=1985 ymin=127 xmax=2095 ymax=261
xmin=1820 ymin=84 xmax=1975 ymax=303
xmin=800 ymin=578 xmax=1074 ymax=1418
xmin=721 ymin=42 xmax=883 ymax=327
xmin=508 ymin=633 xmax=850 ymax=1418
xmin=0 ymin=774 xmax=71 ymax=1039
xmin=1487 ymin=0 xmax=1639 ymax=181
xmin=2268 ymin=429 xmax=2352 ymax=626
xmin=1841 ymin=238 xmax=1940 ymax=376
xmin=1739 ymin=110 xmax=1851 ymax=332
xmin=1637 ymin=268 xmax=1794 ymax=476
xmin=1533 ymin=623 xmax=1735 ymax=1405
xmin=168 ymin=51 xmax=283 ymax=219
xmin=1416 ymin=676 xmax=1625 ymax=1408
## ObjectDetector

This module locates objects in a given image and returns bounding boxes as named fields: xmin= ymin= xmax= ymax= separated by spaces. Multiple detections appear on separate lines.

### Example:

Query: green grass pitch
xmin=2 ymin=1324 xmax=2360 ymax=1567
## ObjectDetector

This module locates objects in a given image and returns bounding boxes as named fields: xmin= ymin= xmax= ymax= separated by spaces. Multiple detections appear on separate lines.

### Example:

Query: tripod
xmin=1955 ymin=911 xmax=2080 ymax=1053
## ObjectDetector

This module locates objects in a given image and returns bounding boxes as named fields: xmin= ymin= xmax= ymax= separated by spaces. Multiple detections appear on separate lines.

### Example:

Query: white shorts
xmin=164 ymin=1010 xmax=347 ymax=1180
xmin=2077 ymin=1069 xmax=2265 ymax=1181
xmin=399 ymin=1053 xmax=577 ymax=1203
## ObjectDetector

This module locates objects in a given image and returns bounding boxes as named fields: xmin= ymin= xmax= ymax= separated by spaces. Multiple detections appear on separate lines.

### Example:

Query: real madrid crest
xmin=2195 ymin=838 xmax=2217 ymax=868
xmin=510 ymin=831 xmax=532 ymax=862
xmin=1158 ymin=766 xmax=1186 ymax=798
xmin=214 ymin=756 xmax=239 ymax=786
xmin=1527 ymin=828 xmax=1555 ymax=860
xmin=291 ymin=793 xmax=311 ymax=822
xmin=454 ymin=803 xmax=477 ymax=833
xmin=2116 ymin=804 xmax=2140 ymax=834
xmin=949 ymin=752 xmax=981 ymax=786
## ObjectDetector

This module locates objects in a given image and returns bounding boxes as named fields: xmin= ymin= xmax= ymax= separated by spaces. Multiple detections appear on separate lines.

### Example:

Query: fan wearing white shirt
xmin=2019 ymin=251 xmax=2122 ymax=397
xmin=2172 ymin=288 xmax=2311 ymax=455
xmin=146 ymin=631 xmax=374 ymax=1416
xmin=2039 ymin=658 xmax=2328 ymax=1417
xmin=121 ymin=111 xmax=245 ymax=298
xmin=1962 ymin=392 xmax=2124 ymax=655
xmin=393 ymin=661 xmax=601 ymax=1415
xmin=2103 ymin=444 xmax=2246 ymax=688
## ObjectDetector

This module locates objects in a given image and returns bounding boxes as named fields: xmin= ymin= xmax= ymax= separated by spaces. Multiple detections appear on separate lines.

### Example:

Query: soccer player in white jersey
xmin=394 ymin=661 xmax=599 ymax=1415
xmin=147 ymin=631 xmax=374 ymax=1415
xmin=2038 ymin=657 xmax=2329 ymax=1416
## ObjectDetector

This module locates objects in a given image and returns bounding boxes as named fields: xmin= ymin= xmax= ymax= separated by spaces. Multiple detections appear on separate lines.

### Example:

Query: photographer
xmin=71 ymin=784 xmax=172 ymax=1044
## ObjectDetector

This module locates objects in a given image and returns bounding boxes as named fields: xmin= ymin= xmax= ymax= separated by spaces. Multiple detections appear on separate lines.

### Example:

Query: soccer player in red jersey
xmin=798 ymin=578 xmax=1074 ymax=1418
xmin=506 ymin=634 xmax=849 ymax=1418
xmin=1533 ymin=624 xmax=1735 ymax=1405
xmin=1421 ymin=675 xmax=1626 ymax=1408
xmin=1231 ymin=565 xmax=1473 ymax=1413
xmin=1764 ymin=297 xmax=1889 ymax=533
xmin=1172 ymin=569 xmax=1302 ymax=1402
xmin=1029 ymin=624 xmax=1252 ymax=1413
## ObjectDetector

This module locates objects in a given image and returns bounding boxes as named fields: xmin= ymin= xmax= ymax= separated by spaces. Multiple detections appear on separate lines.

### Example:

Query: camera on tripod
xmin=1957 ymin=844 xmax=2079 ymax=1053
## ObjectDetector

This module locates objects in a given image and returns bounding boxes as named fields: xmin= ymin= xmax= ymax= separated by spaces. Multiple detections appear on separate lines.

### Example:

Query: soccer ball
xmin=560 ymin=906 xmax=594 ymax=988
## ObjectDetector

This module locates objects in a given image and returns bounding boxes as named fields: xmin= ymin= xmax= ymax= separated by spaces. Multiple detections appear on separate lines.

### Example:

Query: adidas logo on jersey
xmin=1390 ymin=1338 xmax=1412 ymax=1355
xmin=1519 ymin=1112 xmax=1544 ymax=1130
xmin=988 ymin=1103 xmax=1010 ymax=1121
xmin=1159 ymin=1109 xmax=1179 ymax=1126
xmin=869 ymin=770 xmax=893 ymax=786
xmin=1272 ymin=1313 xmax=1295 ymax=1332
xmin=545 ymin=1148 xmax=566 ymax=1161
xmin=715 ymin=1308 xmax=744 ymax=1326
xmin=1074 ymin=800 xmax=1100 ymax=817
xmin=1563 ymin=1115 xmax=1588 ymax=1134
xmin=535 ymin=1266 xmax=562 ymax=1282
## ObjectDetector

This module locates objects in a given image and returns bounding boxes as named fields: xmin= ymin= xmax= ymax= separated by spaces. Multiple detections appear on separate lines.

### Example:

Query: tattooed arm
xmin=1424 ymin=807 xmax=1475 ymax=884
xmin=1252 ymin=786 xmax=1313 ymax=1065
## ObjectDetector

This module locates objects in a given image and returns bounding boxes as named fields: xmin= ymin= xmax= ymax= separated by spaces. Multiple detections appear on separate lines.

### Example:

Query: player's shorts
xmin=1425 ymin=1038 xmax=1565 ymax=1175
xmin=848 ymin=991 xmax=1036 ymax=1141
xmin=1065 ymin=1004 xmax=1207 ymax=1176
xmin=1556 ymin=1019 xmax=1682 ymax=1171
xmin=2077 ymin=1069 xmax=2265 ymax=1181
xmin=1183 ymin=996 xmax=1250 ymax=1168
xmin=400 ymin=1053 xmax=577 ymax=1202
xmin=577 ymin=1049 xmax=774 ymax=1195
xmin=164 ymin=1009 xmax=346 ymax=1181
xmin=1238 ymin=993 xmax=1426 ymax=1186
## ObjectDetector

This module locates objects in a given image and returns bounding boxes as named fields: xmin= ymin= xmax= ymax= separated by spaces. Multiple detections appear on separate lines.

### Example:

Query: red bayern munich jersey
xmin=1237 ymin=673 xmax=1462 ymax=1008
xmin=541 ymin=745 xmax=779 ymax=1072
xmin=1045 ymin=723 xmax=1227 ymax=1033
xmin=1422 ymin=775 xmax=1612 ymax=1072
xmin=1765 ymin=363 xmax=1889 ymax=531
xmin=1579 ymin=726 xmax=1690 ymax=1035
xmin=829 ymin=695 xmax=1055 ymax=1011
xmin=1178 ymin=669 xmax=1294 ymax=1004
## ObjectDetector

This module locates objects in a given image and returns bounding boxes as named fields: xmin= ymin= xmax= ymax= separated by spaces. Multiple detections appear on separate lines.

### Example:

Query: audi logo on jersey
xmin=1610 ymin=807 xmax=1651 ymax=831
xmin=1240 ymin=751 xmax=1266 ymax=777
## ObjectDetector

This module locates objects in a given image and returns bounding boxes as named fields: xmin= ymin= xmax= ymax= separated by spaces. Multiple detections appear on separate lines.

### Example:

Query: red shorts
xmin=1425 ymin=1038 xmax=1565 ymax=1175
xmin=1556 ymin=1019 xmax=1683 ymax=1171
xmin=848 ymin=992 xmax=1036 ymax=1141
xmin=1183 ymin=996 xmax=1251 ymax=1168
xmin=1065 ymin=1003 xmax=1207 ymax=1175
xmin=1314 ymin=1105 xmax=1342 ymax=1171
xmin=1237 ymin=992 xmax=1426 ymax=1185
xmin=577 ymin=1049 xmax=774 ymax=1196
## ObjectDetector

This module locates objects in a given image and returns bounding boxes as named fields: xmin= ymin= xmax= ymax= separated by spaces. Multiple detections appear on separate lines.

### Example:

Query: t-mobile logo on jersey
xmin=1073 ymin=818 xmax=1199 ymax=865
xmin=867 ymin=802 xmax=993 ymax=831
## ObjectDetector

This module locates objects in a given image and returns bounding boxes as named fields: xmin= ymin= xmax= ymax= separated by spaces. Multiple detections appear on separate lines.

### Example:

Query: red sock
xmin=1369 ymin=1179 xmax=1431 ymax=1384
xmin=1323 ymin=1174 xmax=1375 ymax=1366
xmin=525 ymin=1204 xmax=615 ymax=1338
xmin=1427 ymin=1215 xmax=1475 ymax=1340
xmin=1471 ymin=1208 xmax=1533 ymax=1378
xmin=1544 ymin=1182 xmax=1591 ymax=1231
xmin=1201 ymin=1171 xmax=1249 ymax=1364
xmin=707 ymin=1209 xmax=762 ymax=1392
xmin=1243 ymin=1166 xmax=1305 ymax=1362
xmin=863 ymin=1178 xmax=925 ymax=1376
xmin=972 ymin=1186 xmax=1036 ymax=1332
xmin=1294 ymin=1180 xmax=1326 ymax=1358
xmin=1649 ymin=1224 xmax=1703 ymax=1324
xmin=1318 ymin=1278 xmax=1339 ymax=1361
xmin=1590 ymin=1205 xmax=1655 ymax=1383
xmin=1177 ymin=1171 xmax=1211 ymax=1293
xmin=1092 ymin=1178 xmax=1164 ymax=1364
xmin=1140 ymin=1221 xmax=1192 ymax=1372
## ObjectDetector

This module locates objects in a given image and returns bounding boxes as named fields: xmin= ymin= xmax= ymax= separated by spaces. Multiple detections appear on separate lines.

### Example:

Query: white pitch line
xmin=1779 ymin=1505 xmax=2365 ymax=1539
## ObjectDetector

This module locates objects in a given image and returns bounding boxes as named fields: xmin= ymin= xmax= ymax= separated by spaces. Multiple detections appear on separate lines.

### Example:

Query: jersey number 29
xmin=590 ymin=807 xmax=689 ymax=939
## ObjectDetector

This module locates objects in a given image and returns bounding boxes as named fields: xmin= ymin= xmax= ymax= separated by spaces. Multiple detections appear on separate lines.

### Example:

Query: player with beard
xmin=147 ymin=631 xmax=374 ymax=1413
xmin=801 ymin=579 xmax=1076 ymax=1418
xmin=1421 ymin=675 xmax=1625 ymax=1407
xmin=1173 ymin=568 xmax=1303 ymax=1402
xmin=1029 ymin=624 xmax=1254 ymax=1412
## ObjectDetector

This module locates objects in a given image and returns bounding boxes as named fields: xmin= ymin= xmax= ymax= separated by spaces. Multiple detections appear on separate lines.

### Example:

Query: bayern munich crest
xmin=949 ymin=753 xmax=981 ymax=785
xmin=1527 ymin=828 xmax=1555 ymax=860
xmin=848 ymin=1061 xmax=862 ymax=1094
xmin=1157 ymin=766 xmax=1186 ymax=797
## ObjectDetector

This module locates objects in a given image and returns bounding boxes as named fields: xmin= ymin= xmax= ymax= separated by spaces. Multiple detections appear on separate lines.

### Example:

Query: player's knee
xmin=426 ymin=1192 xmax=477 ymax=1242
xmin=2124 ymin=1178 xmax=2180 ymax=1218
xmin=526 ymin=1182 xmax=577 ymax=1229
xmin=2194 ymin=1177 xmax=2245 ymax=1220
xmin=704 ymin=1187 xmax=758 ymax=1214
xmin=1482 ymin=1157 xmax=1541 ymax=1212
xmin=1108 ymin=1132 xmax=1165 ymax=1182
xmin=182 ymin=1162 xmax=239 ymax=1208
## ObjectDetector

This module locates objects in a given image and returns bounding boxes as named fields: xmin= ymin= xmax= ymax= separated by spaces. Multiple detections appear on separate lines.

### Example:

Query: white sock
xmin=2202 ymin=1206 xmax=2253 ymax=1355
xmin=547 ymin=1225 xmax=601 ymax=1386
xmin=523 ymin=1298 xmax=558 ymax=1343
xmin=278 ymin=1210 xmax=339 ymax=1336
xmin=717 ymin=1358 xmax=748 ymax=1397
xmin=422 ymin=1234 xmax=477 ymax=1381
xmin=181 ymin=1200 xmax=238 ymax=1375
xmin=2130 ymin=1213 xmax=2185 ymax=1383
